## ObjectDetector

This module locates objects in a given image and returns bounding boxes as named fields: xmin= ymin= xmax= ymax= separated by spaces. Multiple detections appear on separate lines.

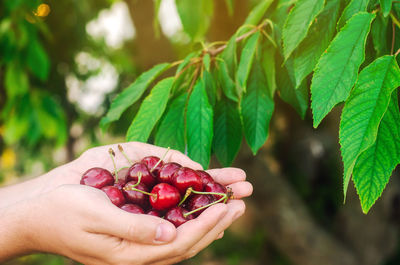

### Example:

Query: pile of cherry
xmin=80 ymin=145 xmax=233 ymax=227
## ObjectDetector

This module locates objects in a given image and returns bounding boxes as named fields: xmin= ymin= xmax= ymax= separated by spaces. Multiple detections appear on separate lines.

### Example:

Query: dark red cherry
xmin=196 ymin=170 xmax=214 ymax=186
xmin=142 ymin=156 xmax=163 ymax=176
xmin=187 ymin=194 xmax=215 ymax=217
xmin=158 ymin=162 xmax=181 ymax=184
xmin=113 ymin=174 xmax=128 ymax=190
xmin=150 ymin=183 xmax=181 ymax=211
xmin=172 ymin=167 xmax=203 ymax=194
xmin=204 ymin=182 xmax=227 ymax=200
xmin=101 ymin=186 xmax=126 ymax=207
xmin=165 ymin=207 xmax=194 ymax=227
xmin=121 ymin=204 xmax=144 ymax=214
xmin=126 ymin=162 xmax=156 ymax=188
xmin=122 ymin=182 xmax=149 ymax=208
xmin=80 ymin=167 xmax=114 ymax=189
xmin=147 ymin=209 xmax=162 ymax=217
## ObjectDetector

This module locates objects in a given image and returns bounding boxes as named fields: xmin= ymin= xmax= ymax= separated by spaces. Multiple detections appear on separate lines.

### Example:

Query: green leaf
xmin=337 ymin=0 xmax=370 ymax=30
xmin=244 ymin=0 xmax=274 ymax=26
xmin=187 ymin=80 xmax=213 ymax=168
xmin=353 ymin=92 xmax=400 ymax=213
xmin=339 ymin=55 xmax=400 ymax=199
xmin=371 ymin=12 xmax=389 ymax=56
xmin=155 ymin=93 xmax=187 ymax=153
xmin=203 ymin=53 xmax=211 ymax=72
xmin=100 ymin=63 xmax=170 ymax=129
xmin=311 ymin=12 xmax=375 ymax=128
xmin=241 ymin=60 xmax=274 ymax=155
xmin=176 ymin=0 xmax=213 ymax=40
xmin=380 ymin=0 xmax=393 ymax=17
xmin=214 ymin=97 xmax=242 ymax=166
xmin=218 ymin=59 xmax=239 ymax=102
xmin=221 ymin=33 xmax=237 ymax=77
xmin=126 ymin=77 xmax=174 ymax=142
xmin=5 ymin=62 xmax=29 ymax=98
xmin=26 ymin=38 xmax=50 ymax=81
xmin=277 ymin=59 xmax=309 ymax=119
xmin=293 ymin=0 xmax=341 ymax=88
xmin=237 ymin=31 xmax=261 ymax=93
xmin=203 ymin=70 xmax=217 ymax=107
xmin=262 ymin=45 xmax=277 ymax=98
xmin=282 ymin=0 xmax=325 ymax=60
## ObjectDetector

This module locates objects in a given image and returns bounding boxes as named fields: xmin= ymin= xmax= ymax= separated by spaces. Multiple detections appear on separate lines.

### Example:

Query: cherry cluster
xmin=80 ymin=145 xmax=233 ymax=227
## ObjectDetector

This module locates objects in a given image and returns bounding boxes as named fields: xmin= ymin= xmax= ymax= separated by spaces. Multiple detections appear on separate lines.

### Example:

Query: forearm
xmin=0 ymin=200 xmax=33 ymax=261
xmin=0 ymin=175 xmax=49 ymax=208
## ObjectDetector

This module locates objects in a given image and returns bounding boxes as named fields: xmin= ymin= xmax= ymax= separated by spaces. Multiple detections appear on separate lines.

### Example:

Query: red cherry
xmin=80 ymin=167 xmax=114 ymax=189
xmin=165 ymin=207 xmax=194 ymax=227
xmin=187 ymin=194 xmax=215 ymax=217
xmin=204 ymin=182 xmax=227 ymax=200
xmin=126 ymin=162 xmax=156 ymax=188
xmin=196 ymin=170 xmax=214 ymax=186
xmin=122 ymin=182 xmax=149 ymax=208
xmin=101 ymin=186 xmax=126 ymax=207
xmin=158 ymin=162 xmax=181 ymax=184
xmin=150 ymin=183 xmax=181 ymax=211
xmin=114 ymin=174 xmax=127 ymax=190
xmin=172 ymin=167 xmax=203 ymax=194
xmin=147 ymin=209 xmax=162 ymax=217
xmin=121 ymin=204 xmax=144 ymax=214
xmin=142 ymin=156 xmax=163 ymax=176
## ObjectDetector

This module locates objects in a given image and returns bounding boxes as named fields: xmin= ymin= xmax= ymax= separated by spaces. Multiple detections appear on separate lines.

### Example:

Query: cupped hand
xmin=25 ymin=142 xmax=252 ymax=264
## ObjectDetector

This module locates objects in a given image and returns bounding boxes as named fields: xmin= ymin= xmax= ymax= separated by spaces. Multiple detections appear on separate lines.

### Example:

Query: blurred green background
xmin=1 ymin=0 xmax=400 ymax=264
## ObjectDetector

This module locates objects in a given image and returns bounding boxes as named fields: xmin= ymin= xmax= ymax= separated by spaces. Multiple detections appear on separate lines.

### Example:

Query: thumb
xmin=94 ymin=205 xmax=177 ymax=244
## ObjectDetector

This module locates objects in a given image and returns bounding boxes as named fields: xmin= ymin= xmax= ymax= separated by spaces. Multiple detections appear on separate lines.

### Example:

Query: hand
xmin=0 ymin=142 xmax=252 ymax=264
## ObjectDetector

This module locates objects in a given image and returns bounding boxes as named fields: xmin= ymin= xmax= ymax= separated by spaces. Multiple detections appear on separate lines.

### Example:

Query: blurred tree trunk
xmin=124 ymin=0 xmax=175 ymax=69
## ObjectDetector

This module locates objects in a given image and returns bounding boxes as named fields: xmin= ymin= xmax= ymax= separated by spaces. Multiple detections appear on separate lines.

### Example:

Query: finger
xmin=158 ymin=201 xmax=244 ymax=264
xmin=226 ymin=181 xmax=253 ymax=199
xmin=189 ymin=200 xmax=245 ymax=253
xmin=217 ymin=231 xmax=224 ymax=239
xmin=92 ymin=205 xmax=177 ymax=244
xmin=153 ymin=203 xmax=228 ymax=260
xmin=206 ymin=168 xmax=246 ymax=185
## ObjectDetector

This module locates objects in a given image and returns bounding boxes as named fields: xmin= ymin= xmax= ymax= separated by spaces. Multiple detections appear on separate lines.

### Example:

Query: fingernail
xmin=155 ymin=223 xmax=175 ymax=243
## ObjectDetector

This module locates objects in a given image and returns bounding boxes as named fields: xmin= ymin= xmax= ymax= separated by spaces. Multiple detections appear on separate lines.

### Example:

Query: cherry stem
xmin=124 ymin=186 xmax=156 ymax=198
xmin=116 ymin=166 xmax=130 ymax=174
xmin=108 ymin=148 xmax=119 ymax=183
xmin=178 ymin=187 xmax=193 ymax=206
xmin=118 ymin=144 xmax=133 ymax=165
xmin=150 ymin=147 xmax=170 ymax=173
xmin=183 ymin=195 xmax=227 ymax=218
xmin=191 ymin=189 xmax=227 ymax=197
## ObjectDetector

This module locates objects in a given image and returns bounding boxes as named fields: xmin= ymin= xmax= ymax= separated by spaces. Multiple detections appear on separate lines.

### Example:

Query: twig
xmin=395 ymin=47 xmax=400 ymax=56
xmin=208 ymin=21 xmax=267 ymax=56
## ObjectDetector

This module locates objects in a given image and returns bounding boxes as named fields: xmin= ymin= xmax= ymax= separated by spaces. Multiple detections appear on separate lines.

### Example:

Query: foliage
xmin=102 ymin=0 xmax=400 ymax=213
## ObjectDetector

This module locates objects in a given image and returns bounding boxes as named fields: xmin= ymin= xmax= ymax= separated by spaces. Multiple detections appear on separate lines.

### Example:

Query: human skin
xmin=0 ymin=142 xmax=253 ymax=265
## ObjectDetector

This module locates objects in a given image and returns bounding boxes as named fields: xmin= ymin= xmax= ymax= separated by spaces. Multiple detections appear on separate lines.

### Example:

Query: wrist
xmin=0 ymin=200 xmax=35 ymax=261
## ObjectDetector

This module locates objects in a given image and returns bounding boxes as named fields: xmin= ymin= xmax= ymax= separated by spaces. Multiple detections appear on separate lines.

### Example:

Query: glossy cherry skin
xmin=165 ymin=207 xmax=194 ymax=227
xmin=121 ymin=204 xmax=144 ymax=214
xmin=157 ymin=162 xmax=181 ymax=184
xmin=122 ymin=182 xmax=149 ymax=208
xmin=204 ymin=182 xmax=227 ymax=200
xmin=150 ymin=183 xmax=181 ymax=211
xmin=196 ymin=170 xmax=214 ymax=186
xmin=147 ymin=210 xmax=162 ymax=217
xmin=80 ymin=167 xmax=114 ymax=189
xmin=187 ymin=194 xmax=215 ymax=217
xmin=172 ymin=167 xmax=203 ymax=194
xmin=101 ymin=186 xmax=126 ymax=207
xmin=141 ymin=156 xmax=163 ymax=176
xmin=126 ymin=162 xmax=156 ymax=188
